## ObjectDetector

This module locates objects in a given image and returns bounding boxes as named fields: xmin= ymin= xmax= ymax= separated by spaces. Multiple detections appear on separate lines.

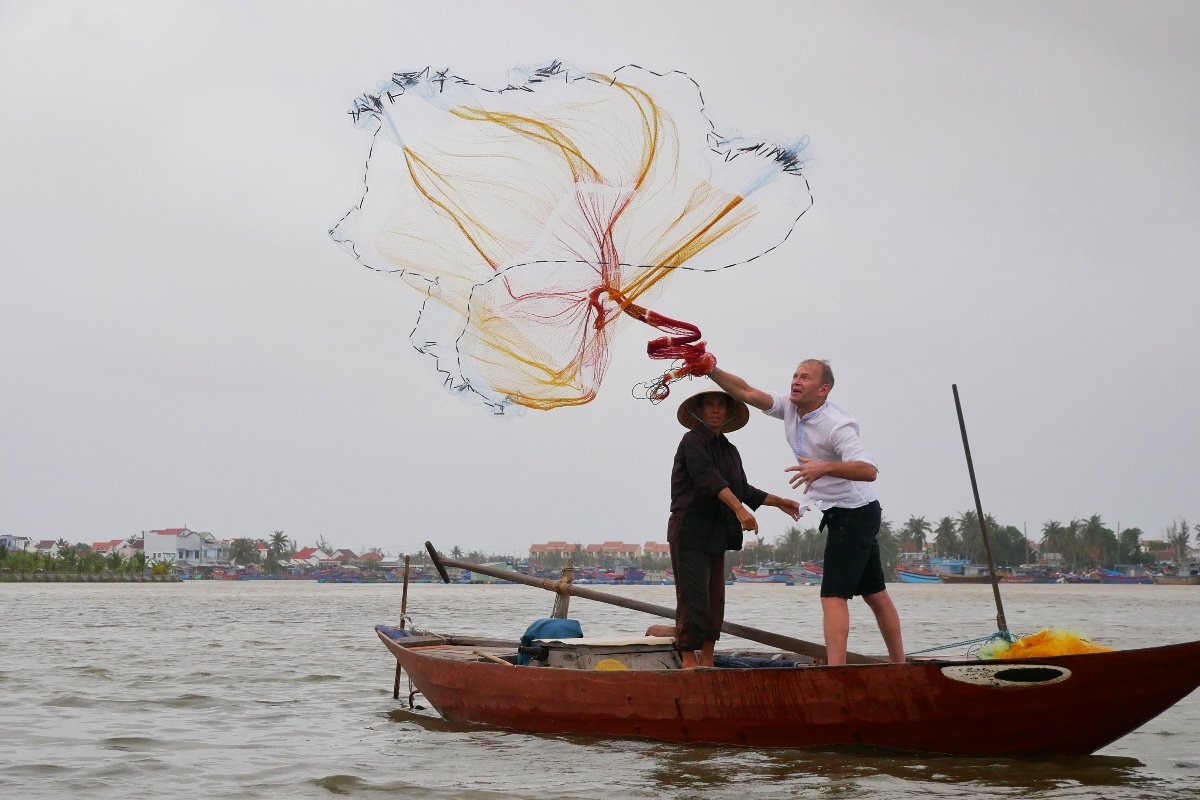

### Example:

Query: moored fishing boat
xmin=896 ymin=566 xmax=939 ymax=583
xmin=594 ymin=567 xmax=646 ymax=584
xmin=731 ymin=565 xmax=791 ymax=583
xmin=377 ymin=625 xmax=1200 ymax=756
xmin=1091 ymin=569 xmax=1152 ymax=585
xmin=1002 ymin=571 xmax=1062 ymax=584
xmin=1152 ymin=574 xmax=1200 ymax=585
xmin=936 ymin=573 xmax=993 ymax=584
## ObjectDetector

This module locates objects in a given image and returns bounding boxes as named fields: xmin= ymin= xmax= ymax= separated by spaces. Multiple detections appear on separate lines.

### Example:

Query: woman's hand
xmin=735 ymin=505 xmax=759 ymax=533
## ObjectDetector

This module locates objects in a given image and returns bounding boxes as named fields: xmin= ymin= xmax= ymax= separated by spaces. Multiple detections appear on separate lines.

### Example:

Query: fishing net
xmin=330 ymin=62 xmax=812 ymax=414
xmin=979 ymin=629 xmax=1114 ymax=660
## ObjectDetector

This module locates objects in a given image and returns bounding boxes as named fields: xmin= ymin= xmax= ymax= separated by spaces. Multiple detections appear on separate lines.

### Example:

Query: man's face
xmin=700 ymin=395 xmax=730 ymax=430
xmin=789 ymin=362 xmax=829 ymax=407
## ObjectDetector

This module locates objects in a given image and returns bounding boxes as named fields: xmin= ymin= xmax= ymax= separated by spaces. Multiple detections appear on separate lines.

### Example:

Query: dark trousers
xmin=669 ymin=542 xmax=726 ymax=651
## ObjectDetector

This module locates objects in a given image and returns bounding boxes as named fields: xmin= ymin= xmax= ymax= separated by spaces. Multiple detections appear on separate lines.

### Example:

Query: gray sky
xmin=2 ymin=1 xmax=1197 ymax=555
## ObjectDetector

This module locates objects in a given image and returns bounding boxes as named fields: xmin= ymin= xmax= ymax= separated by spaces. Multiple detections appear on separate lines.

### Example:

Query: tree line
xmin=0 ymin=538 xmax=161 ymax=576
xmin=763 ymin=513 xmax=1195 ymax=575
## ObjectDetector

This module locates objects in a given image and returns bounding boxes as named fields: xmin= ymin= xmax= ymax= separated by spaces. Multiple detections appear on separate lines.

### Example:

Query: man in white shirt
xmin=708 ymin=359 xmax=905 ymax=665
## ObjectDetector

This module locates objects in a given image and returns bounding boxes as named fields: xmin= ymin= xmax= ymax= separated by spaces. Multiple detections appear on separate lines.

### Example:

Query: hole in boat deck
xmin=938 ymin=664 xmax=1071 ymax=688
xmin=992 ymin=667 xmax=1066 ymax=683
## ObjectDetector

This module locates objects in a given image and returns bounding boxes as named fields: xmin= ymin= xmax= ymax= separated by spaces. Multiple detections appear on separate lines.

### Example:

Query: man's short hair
xmin=802 ymin=359 xmax=835 ymax=389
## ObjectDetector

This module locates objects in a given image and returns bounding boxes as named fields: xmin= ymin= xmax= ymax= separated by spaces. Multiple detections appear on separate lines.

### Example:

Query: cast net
xmin=979 ymin=629 xmax=1115 ymax=660
xmin=331 ymin=62 xmax=812 ymax=414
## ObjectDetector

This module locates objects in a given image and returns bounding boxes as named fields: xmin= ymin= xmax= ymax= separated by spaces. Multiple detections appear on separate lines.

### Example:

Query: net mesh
xmin=979 ymin=628 xmax=1115 ymax=660
xmin=331 ymin=62 xmax=812 ymax=414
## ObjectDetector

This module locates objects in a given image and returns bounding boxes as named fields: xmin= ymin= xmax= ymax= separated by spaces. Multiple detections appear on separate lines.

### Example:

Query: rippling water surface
xmin=2 ymin=582 xmax=1198 ymax=799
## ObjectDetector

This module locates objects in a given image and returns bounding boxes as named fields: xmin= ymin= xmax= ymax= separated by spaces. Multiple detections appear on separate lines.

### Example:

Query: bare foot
xmin=645 ymin=624 xmax=675 ymax=637
xmin=681 ymin=650 xmax=700 ymax=669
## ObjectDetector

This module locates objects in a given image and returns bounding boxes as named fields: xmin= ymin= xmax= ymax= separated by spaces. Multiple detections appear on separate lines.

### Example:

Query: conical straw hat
xmin=676 ymin=389 xmax=750 ymax=433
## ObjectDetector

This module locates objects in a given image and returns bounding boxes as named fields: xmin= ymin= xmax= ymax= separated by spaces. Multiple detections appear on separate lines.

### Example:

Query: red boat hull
xmin=378 ymin=632 xmax=1200 ymax=755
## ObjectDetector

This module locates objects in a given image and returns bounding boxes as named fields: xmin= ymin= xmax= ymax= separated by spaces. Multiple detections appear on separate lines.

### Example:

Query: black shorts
xmin=819 ymin=501 xmax=886 ymax=599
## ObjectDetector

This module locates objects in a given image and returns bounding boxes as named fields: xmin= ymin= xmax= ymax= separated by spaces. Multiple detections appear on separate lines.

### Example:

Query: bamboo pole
xmin=951 ymin=385 xmax=1010 ymax=635
xmin=550 ymin=559 xmax=573 ymax=619
xmin=394 ymin=555 xmax=412 ymax=699
xmin=425 ymin=542 xmax=881 ymax=665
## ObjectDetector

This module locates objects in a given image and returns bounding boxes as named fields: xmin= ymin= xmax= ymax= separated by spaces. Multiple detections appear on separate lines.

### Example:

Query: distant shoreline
xmin=0 ymin=573 xmax=180 ymax=583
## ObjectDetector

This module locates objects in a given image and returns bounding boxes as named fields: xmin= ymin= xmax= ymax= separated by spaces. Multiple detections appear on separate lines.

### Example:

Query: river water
xmin=2 ymin=582 xmax=1198 ymax=799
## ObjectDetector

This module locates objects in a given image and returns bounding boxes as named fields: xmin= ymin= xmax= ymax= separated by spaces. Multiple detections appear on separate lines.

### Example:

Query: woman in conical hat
xmin=666 ymin=388 xmax=800 ymax=668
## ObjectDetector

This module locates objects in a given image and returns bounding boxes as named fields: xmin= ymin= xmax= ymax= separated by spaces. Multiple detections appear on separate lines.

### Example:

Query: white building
xmin=145 ymin=528 xmax=230 ymax=567
xmin=290 ymin=547 xmax=331 ymax=567
xmin=0 ymin=535 xmax=32 ymax=552
xmin=144 ymin=528 xmax=186 ymax=563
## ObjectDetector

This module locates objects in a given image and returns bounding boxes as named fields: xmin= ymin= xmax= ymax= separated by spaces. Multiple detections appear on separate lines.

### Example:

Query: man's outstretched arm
xmin=708 ymin=367 xmax=774 ymax=411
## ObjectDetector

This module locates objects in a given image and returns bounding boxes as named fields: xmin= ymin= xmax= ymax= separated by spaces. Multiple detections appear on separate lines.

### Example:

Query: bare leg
xmin=699 ymin=640 xmax=715 ymax=667
xmin=681 ymin=649 xmax=700 ymax=669
xmin=863 ymin=589 xmax=905 ymax=662
xmin=821 ymin=597 xmax=850 ymax=666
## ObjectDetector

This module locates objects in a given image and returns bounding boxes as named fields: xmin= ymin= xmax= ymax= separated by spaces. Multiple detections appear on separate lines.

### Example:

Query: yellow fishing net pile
xmin=979 ymin=629 xmax=1114 ymax=660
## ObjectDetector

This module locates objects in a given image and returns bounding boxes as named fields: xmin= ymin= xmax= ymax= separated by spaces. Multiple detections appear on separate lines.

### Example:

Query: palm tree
xmin=956 ymin=511 xmax=982 ymax=562
xmin=267 ymin=531 xmax=293 ymax=569
xmin=933 ymin=516 xmax=958 ymax=557
xmin=450 ymin=546 xmax=464 ymax=559
xmin=899 ymin=516 xmax=932 ymax=553
xmin=81 ymin=550 xmax=106 ymax=574
xmin=775 ymin=526 xmax=804 ymax=564
xmin=1041 ymin=519 xmax=1082 ymax=570
xmin=1079 ymin=514 xmax=1116 ymax=567
xmin=876 ymin=518 xmax=900 ymax=575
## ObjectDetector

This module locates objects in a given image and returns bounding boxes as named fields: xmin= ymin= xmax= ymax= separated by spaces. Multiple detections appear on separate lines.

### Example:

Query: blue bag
xmin=518 ymin=618 xmax=583 ymax=665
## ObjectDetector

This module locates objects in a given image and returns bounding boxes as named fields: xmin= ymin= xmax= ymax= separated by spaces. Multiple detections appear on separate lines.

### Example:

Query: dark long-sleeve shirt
xmin=668 ymin=425 xmax=768 ymax=554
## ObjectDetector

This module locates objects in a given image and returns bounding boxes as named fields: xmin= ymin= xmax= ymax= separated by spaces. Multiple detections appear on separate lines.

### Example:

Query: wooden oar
xmin=424 ymin=542 xmax=881 ymax=665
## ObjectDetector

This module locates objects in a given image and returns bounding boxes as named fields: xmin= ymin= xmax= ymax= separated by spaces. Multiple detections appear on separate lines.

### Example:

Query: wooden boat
xmin=1091 ymin=569 xmax=1152 ymax=585
xmin=790 ymin=561 xmax=823 ymax=583
xmin=1152 ymin=575 xmax=1200 ymax=585
xmin=731 ymin=565 xmax=791 ymax=583
xmin=377 ymin=627 xmax=1200 ymax=756
xmin=896 ymin=566 xmax=939 ymax=583
xmin=594 ymin=567 xmax=646 ymax=584
xmin=936 ymin=573 xmax=993 ymax=584
xmin=1002 ymin=572 xmax=1062 ymax=584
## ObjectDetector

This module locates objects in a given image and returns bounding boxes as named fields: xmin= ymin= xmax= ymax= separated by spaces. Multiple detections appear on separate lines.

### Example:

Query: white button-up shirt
xmin=763 ymin=393 xmax=878 ymax=511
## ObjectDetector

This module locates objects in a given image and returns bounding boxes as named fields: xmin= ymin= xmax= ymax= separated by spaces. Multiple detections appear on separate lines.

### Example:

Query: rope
xmin=908 ymin=629 xmax=1018 ymax=656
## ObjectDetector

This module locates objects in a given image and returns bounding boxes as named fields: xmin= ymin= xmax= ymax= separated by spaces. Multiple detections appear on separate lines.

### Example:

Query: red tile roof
xmin=151 ymin=528 xmax=187 ymax=536
xmin=294 ymin=547 xmax=320 ymax=559
xmin=530 ymin=542 xmax=575 ymax=553
xmin=358 ymin=552 xmax=383 ymax=561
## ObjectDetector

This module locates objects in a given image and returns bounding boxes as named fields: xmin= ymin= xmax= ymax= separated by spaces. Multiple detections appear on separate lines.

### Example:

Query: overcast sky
xmin=1 ymin=1 xmax=1197 ymax=555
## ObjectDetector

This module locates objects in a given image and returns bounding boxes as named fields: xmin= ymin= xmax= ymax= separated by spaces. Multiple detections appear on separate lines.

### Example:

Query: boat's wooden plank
xmin=446 ymin=636 xmax=521 ymax=648
xmin=412 ymin=645 xmax=519 ymax=661
xmin=381 ymin=635 xmax=450 ymax=649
